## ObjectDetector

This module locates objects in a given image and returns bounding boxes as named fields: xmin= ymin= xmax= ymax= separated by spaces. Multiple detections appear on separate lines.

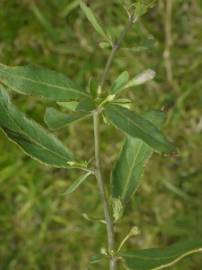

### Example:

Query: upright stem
xmin=93 ymin=110 xmax=116 ymax=270
xmin=100 ymin=14 xmax=136 ymax=92
xmin=93 ymin=13 xmax=137 ymax=270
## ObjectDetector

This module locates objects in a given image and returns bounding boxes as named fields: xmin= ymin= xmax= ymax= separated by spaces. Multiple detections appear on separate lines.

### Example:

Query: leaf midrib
xmin=112 ymin=108 xmax=158 ymax=146
xmin=111 ymin=106 xmax=162 ymax=148
xmin=121 ymin=140 xmax=143 ymax=199
xmin=0 ymin=100 xmax=70 ymax=162
xmin=0 ymin=68 xmax=88 ymax=97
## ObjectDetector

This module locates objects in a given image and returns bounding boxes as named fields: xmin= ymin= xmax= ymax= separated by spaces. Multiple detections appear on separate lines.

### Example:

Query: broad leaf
xmin=104 ymin=104 xmax=175 ymax=153
xmin=121 ymin=240 xmax=202 ymax=270
xmin=0 ymin=64 xmax=88 ymax=101
xmin=44 ymin=107 xmax=90 ymax=130
xmin=112 ymin=110 xmax=166 ymax=202
xmin=0 ymin=88 xmax=73 ymax=167
xmin=63 ymin=172 xmax=91 ymax=195
xmin=111 ymin=71 xmax=129 ymax=94
xmin=80 ymin=1 xmax=110 ymax=42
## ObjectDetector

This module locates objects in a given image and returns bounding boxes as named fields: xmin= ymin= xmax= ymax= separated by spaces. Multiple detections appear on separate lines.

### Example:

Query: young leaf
xmin=0 ymin=88 xmax=74 ymax=167
xmin=121 ymin=240 xmax=202 ymax=270
xmin=124 ymin=69 xmax=156 ymax=89
xmin=63 ymin=172 xmax=91 ymax=195
xmin=112 ymin=198 xmax=124 ymax=223
xmin=104 ymin=104 xmax=175 ymax=153
xmin=112 ymin=110 xmax=166 ymax=202
xmin=0 ymin=64 xmax=89 ymax=101
xmin=44 ymin=108 xmax=90 ymax=130
xmin=80 ymin=1 xmax=110 ymax=42
xmin=110 ymin=71 xmax=129 ymax=94
xmin=57 ymin=101 xmax=79 ymax=111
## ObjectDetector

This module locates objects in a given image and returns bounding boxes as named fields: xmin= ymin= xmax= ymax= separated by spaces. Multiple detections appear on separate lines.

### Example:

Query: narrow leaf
xmin=0 ymin=64 xmax=88 ymax=101
xmin=80 ymin=1 xmax=109 ymax=41
xmin=44 ymin=107 xmax=89 ymax=130
xmin=112 ymin=110 xmax=166 ymax=201
xmin=0 ymin=88 xmax=74 ymax=167
xmin=121 ymin=240 xmax=202 ymax=270
xmin=105 ymin=104 xmax=175 ymax=153
xmin=63 ymin=172 xmax=91 ymax=195
xmin=124 ymin=69 xmax=156 ymax=89
xmin=110 ymin=71 xmax=129 ymax=94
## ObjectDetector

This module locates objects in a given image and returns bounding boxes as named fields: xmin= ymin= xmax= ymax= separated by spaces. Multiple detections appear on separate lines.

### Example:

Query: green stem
xmin=99 ymin=14 xmax=137 ymax=92
xmin=93 ymin=110 xmax=116 ymax=270
xmin=93 ymin=13 xmax=137 ymax=270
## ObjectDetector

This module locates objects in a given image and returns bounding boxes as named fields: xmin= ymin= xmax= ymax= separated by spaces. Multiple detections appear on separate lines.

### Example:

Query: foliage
xmin=0 ymin=0 xmax=202 ymax=269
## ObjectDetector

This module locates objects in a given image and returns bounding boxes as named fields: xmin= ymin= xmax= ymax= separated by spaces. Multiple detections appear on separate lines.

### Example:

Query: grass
xmin=0 ymin=0 xmax=202 ymax=269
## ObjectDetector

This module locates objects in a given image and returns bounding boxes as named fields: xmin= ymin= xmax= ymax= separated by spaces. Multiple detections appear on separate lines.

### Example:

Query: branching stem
xmin=93 ymin=13 xmax=137 ymax=270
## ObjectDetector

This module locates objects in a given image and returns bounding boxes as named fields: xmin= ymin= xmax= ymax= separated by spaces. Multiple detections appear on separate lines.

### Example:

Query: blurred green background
xmin=0 ymin=0 xmax=202 ymax=269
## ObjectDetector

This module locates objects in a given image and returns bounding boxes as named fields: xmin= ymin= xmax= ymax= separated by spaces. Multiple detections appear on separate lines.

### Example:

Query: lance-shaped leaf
xmin=0 ymin=64 xmax=89 ymax=101
xmin=0 ymin=88 xmax=74 ymax=167
xmin=63 ymin=172 xmax=91 ymax=195
xmin=104 ymin=104 xmax=175 ymax=153
xmin=124 ymin=69 xmax=156 ymax=89
xmin=121 ymin=240 xmax=202 ymax=270
xmin=80 ymin=1 xmax=110 ymax=42
xmin=112 ymin=110 xmax=166 ymax=201
xmin=109 ymin=69 xmax=156 ymax=96
xmin=44 ymin=107 xmax=90 ymax=130
xmin=110 ymin=71 xmax=129 ymax=94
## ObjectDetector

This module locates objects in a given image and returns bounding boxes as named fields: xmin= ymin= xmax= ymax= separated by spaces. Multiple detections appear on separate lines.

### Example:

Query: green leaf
xmin=80 ymin=1 xmax=110 ymax=41
xmin=124 ymin=69 xmax=156 ymax=89
xmin=112 ymin=198 xmax=124 ymax=222
xmin=110 ymin=71 xmax=129 ymax=94
xmin=112 ymin=110 xmax=166 ymax=201
xmin=44 ymin=107 xmax=90 ymax=130
xmin=57 ymin=101 xmax=79 ymax=111
xmin=99 ymin=41 xmax=111 ymax=49
xmin=63 ymin=172 xmax=91 ymax=195
xmin=0 ymin=88 xmax=74 ymax=167
xmin=111 ymin=98 xmax=132 ymax=109
xmin=121 ymin=240 xmax=202 ymax=270
xmin=76 ymin=97 xmax=95 ymax=112
xmin=104 ymin=104 xmax=175 ymax=153
xmin=0 ymin=64 xmax=89 ymax=101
